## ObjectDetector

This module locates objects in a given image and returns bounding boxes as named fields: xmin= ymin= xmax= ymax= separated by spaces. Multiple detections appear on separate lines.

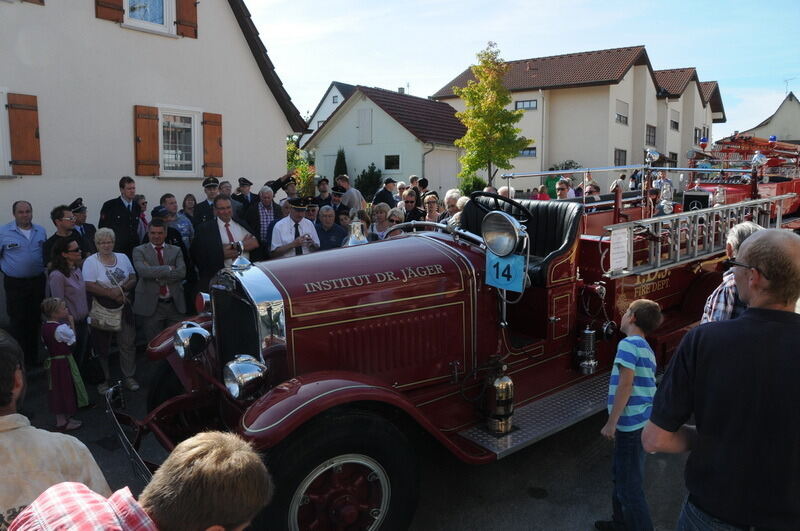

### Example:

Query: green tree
xmin=334 ymin=148 xmax=348 ymax=177
xmin=458 ymin=175 xmax=488 ymax=196
xmin=454 ymin=42 xmax=530 ymax=187
xmin=286 ymin=135 xmax=316 ymax=197
xmin=355 ymin=163 xmax=382 ymax=202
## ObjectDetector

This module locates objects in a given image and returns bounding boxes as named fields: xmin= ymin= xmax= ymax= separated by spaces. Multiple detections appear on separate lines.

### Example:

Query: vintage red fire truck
xmin=107 ymin=158 xmax=794 ymax=530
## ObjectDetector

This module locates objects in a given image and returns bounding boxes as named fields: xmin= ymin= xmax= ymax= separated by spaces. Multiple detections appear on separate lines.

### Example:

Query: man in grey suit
xmin=133 ymin=219 xmax=186 ymax=344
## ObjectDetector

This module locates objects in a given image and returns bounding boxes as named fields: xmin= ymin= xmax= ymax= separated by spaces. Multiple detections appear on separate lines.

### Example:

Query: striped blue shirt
xmin=607 ymin=335 xmax=657 ymax=431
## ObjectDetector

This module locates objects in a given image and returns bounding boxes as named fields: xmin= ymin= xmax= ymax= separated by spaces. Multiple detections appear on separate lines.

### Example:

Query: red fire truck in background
xmin=107 ymin=153 xmax=795 ymax=530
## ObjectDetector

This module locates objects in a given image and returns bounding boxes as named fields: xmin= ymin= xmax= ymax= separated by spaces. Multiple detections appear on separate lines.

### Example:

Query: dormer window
xmin=332 ymin=95 xmax=339 ymax=104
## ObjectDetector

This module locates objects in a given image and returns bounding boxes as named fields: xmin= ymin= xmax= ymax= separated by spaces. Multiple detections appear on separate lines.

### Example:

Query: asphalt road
xmin=21 ymin=348 xmax=688 ymax=531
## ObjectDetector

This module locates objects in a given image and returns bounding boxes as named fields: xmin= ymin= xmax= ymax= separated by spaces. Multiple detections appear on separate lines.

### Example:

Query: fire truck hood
xmin=254 ymin=234 xmax=472 ymax=320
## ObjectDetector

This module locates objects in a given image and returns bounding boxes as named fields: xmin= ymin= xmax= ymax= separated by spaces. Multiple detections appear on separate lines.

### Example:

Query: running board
xmin=458 ymin=374 xmax=608 ymax=459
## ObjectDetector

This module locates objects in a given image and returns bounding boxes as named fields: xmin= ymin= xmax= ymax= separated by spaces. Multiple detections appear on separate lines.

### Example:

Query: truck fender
xmin=239 ymin=371 xmax=468 ymax=457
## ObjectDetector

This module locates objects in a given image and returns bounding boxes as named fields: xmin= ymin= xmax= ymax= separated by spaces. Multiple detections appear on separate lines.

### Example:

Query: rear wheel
xmin=257 ymin=412 xmax=419 ymax=531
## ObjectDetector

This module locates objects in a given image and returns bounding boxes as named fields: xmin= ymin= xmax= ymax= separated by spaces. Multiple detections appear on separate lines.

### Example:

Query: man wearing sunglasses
xmin=43 ymin=205 xmax=84 ymax=269
xmin=701 ymin=221 xmax=762 ymax=323
xmin=643 ymin=229 xmax=800 ymax=531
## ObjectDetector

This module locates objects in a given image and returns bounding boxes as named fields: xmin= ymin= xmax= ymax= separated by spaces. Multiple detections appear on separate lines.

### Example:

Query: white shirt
xmin=270 ymin=216 xmax=319 ymax=259
xmin=610 ymin=178 xmax=628 ymax=193
xmin=17 ymin=227 xmax=32 ymax=240
xmin=216 ymin=218 xmax=251 ymax=267
xmin=82 ymin=253 xmax=135 ymax=289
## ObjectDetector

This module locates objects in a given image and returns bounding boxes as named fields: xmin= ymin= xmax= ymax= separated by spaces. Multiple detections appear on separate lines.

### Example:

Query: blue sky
xmin=249 ymin=0 xmax=800 ymax=140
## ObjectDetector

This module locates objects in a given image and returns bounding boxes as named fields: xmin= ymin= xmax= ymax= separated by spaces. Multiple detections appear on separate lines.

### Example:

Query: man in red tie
xmin=132 ymin=219 xmax=187 ymax=344
xmin=191 ymin=195 xmax=259 ymax=290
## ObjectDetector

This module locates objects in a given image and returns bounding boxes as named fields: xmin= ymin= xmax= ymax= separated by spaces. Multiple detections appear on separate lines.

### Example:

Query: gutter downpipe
xmin=539 ymin=89 xmax=546 ymax=187
xmin=422 ymin=142 xmax=435 ymax=181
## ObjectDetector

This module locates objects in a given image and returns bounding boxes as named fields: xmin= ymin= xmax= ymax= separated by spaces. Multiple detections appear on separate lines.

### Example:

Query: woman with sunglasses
xmin=386 ymin=207 xmax=405 ymax=238
xmin=402 ymin=189 xmax=425 ymax=231
xmin=423 ymin=195 xmax=440 ymax=223
xmin=48 ymin=238 xmax=90 ymax=367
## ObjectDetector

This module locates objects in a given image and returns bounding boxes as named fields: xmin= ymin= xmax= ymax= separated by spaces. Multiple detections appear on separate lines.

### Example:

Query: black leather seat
xmin=461 ymin=195 xmax=583 ymax=287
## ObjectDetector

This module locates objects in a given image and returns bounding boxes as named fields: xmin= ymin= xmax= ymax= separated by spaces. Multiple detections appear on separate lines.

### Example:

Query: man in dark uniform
xmin=265 ymin=172 xmax=294 ymax=196
xmin=98 ymin=176 xmax=140 ymax=257
xmin=232 ymin=177 xmax=258 ymax=209
xmin=193 ymin=177 xmax=219 ymax=227
xmin=313 ymin=178 xmax=332 ymax=209
xmin=70 ymin=198 xmax=96 ymax=255
xmin=373 ymin=177 xmax=397 ymax=208
xmin=331 ymin=185 xmax=349 ymax=224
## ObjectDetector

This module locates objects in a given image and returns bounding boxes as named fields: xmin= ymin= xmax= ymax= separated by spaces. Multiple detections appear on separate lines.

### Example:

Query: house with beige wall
xmin=433 ymin=46 xmax=725 ymax=193
xmin=739 ymin=91 xmax=800 ymax=144
xmin=304 ymin=86 xmax=465 ymax=195
xmin=0 ymin=0 xmax=305 ymax=231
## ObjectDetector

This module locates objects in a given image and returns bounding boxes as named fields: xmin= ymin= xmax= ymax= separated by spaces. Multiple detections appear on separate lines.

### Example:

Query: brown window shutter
xmin=22 ymin=0 xmax=46 ymax=5
xmin=202 ymin=113 xmax=222 ymax=177
xmin=175 ymin=0 xmax=198 ymax=38
xmin=134 ymin=105 xmax=159 ymax=176
xmin=95 ymin=0 xmax=124 ymax=23
xmin=7 ymin=94 xmax=42 ymax=176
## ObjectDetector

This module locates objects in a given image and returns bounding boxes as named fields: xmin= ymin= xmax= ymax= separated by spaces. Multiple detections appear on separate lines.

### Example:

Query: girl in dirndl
xmin=41 ymin=297 xmax=88 ymax=431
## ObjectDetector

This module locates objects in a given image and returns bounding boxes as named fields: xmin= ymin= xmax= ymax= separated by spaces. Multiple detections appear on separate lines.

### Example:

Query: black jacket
xmin=75 ymin=223 xmax=97 ymax=255
xmin=232 ymin=192 xmax=258 ymax=210
xmin=244 ymin=202 xmax=282 ymax=261
xmin=191 ymin=217 xmax=256 ymax=290
xmin=193 ymin=199 xmax=215 ymax=227
xmin=372 ymin=187 xmax=397 ymax=209
xmin=98 ymin=197 xmax=140 ymax=257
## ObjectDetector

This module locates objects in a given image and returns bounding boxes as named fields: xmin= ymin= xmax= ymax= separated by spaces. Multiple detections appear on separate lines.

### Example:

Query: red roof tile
xmin=304 ymin=86 xmax=467 ymax=147
xmin=433 ymin=45 xmax=650 ymax=98
xmin=653 ymin=68 xmax=698 ymax=98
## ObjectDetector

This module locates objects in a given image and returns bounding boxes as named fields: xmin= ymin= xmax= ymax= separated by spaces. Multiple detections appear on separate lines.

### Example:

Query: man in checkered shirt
xmin=701 ymin=222 xmax=762 ymax=323
xmin=10 ymin=432 xmax=272 ymax=531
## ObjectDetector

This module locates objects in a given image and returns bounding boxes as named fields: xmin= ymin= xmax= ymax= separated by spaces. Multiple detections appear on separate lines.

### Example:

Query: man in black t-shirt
xmin=643 ymin=229 xmax=800 ymax=530
xmin=43 ymin=205 xmax=82 ymax=267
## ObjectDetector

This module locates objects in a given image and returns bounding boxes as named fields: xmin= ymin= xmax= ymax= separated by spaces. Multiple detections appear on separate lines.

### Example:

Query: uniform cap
xmin=287 ymin=197 xmax=309 ymax=210
xmin=282 ymin=177 xmax=297 ymax=189
xmin=69 ymin=198 xmax=87 ymax=213
xmin=238 ymin=177 xmax=253 ymax=187
xmin=202 ymin=177 xmax=220 ymax=188
xmin=331 ymin=185 xmax=346 ymax=196
xmin=150 ymin=205 xmax=170 ymax=218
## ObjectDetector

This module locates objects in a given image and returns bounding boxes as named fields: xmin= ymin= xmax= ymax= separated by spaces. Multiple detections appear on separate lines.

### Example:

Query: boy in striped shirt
xmin=596 ymin=299 xmax=663 ymax=531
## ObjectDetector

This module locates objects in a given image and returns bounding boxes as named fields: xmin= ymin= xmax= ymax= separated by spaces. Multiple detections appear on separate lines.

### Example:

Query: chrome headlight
xmin=660 ymin=200 xmax=674 ymax=215
xmin=223 ymin=355 xmax=268 ymax=400
xmin=482 ymin=211 xmax=524 ymax=257
xmin=174 ymin=322 xmax=211 ymax=359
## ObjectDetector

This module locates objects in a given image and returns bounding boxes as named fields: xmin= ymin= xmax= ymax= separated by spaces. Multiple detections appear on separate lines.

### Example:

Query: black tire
xmin=146 ymin=360 xmax=184 ymax=413
xmin=255 ymin=412 xmax=419 ymax=531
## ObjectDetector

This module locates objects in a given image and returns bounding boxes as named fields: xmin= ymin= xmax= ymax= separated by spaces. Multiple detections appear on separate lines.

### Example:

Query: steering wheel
xmin=469 ymin=191 xmax=532 ymax=224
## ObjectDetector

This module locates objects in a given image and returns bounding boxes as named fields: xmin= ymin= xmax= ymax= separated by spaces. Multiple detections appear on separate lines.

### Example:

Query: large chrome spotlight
xmin=482 ymin=211 xmax=524 ymax=257
xmin=751 ymin=151 xmax=767 ymax=168
xmin=224 ymin=355 xmax=268 ymax=400
xmin=174 ymin=322 xmax=211 ymax=359
xmin=645 ymin=149 xmax=661 ymax=165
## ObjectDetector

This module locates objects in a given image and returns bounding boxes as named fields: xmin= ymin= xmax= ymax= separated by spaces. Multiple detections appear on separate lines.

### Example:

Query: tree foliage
xmin=355 ymin=163 xmax=383 ymax=202
xmin=549 ymin=160 xmax=582 ymax=171
xmin=286 ymin=135 xmax=316 ymax=197
xmin=454 ymin=42 xmax=530 ymax=187
xmin=334 ymin=148 xmax=348 ymax=177
xmin=458 ymin=175 xmax=488 ymax=197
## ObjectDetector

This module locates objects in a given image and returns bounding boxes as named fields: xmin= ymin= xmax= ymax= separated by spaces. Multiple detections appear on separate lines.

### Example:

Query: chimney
xmin=398 ymin=87 xmax=405 ymax=94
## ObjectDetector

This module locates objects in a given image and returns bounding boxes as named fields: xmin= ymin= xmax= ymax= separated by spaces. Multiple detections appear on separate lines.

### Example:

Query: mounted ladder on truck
xmin=602 ymin=193 xmax=797 ymax=279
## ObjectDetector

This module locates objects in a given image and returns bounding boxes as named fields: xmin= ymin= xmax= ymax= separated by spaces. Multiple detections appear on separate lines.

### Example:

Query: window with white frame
xmin=515 ymin=99 xmax=537 ymax=111
xmin=0 ymin=88 xmax=10 ymax=176
xmin=670 ymin=109 xmax=680 ymax=131
xmin=519 ymin=147 xmax=537 ymax=157
xmin=125 ymin=0 xmax=175 ymax=34
xmin=384 ymin=155 xmax=400 ymax=171
xmin=332 ymin=95 xmax=339 ymax=104
xmin=159 ymin=107 xmax=202 ymax=176
xmin=645 ymin=124 xmax=656 ymax=146
xmin=615 ymin=100 xmax=629 ymax=125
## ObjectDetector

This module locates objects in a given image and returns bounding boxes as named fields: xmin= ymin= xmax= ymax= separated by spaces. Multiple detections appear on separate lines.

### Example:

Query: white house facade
xmin=299 ymin=81 xmax=355 ymax=148
xmin=0 ymin=0 xmax=305 ymax=229
xmin=740 ymin=91 xmax=800 ymax=144
xmin=433 ymin=46 xmax=725 ymax=193
xmin=304 ymin=86 xmax=465 ymax=195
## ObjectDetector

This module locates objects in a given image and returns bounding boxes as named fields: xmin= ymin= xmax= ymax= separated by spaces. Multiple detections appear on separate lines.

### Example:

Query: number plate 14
xmin=485 ymin=252 xmax=525 ymax=293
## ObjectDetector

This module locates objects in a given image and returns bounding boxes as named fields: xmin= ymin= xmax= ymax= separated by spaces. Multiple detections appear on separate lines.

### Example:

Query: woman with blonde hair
xmin=82 ymin=228 xmax=138 ymax=394
xmin=369 ymin=203 xmax=394 ymax=240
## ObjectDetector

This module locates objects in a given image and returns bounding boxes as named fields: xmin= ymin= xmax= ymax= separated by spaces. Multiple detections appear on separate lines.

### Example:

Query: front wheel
xmin=257 ymin=412 xmax=419 ymax=531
